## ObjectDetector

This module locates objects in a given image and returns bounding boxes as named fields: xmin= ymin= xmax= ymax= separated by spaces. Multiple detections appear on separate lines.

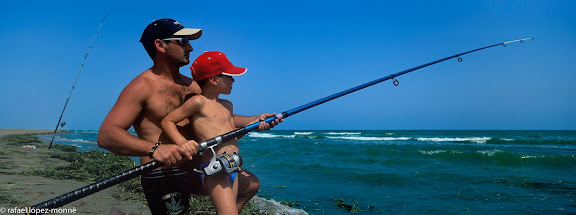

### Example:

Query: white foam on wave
xmin=250 ymin=197 xmax=308 ymax=215
xmin=56 ymin=137 xmax=96 ymax=144
xmin=419 ymin=150 xmax=462 ymax=155
xmin=325 ymin=132 xmax=361 ymax=135
xmin=477 ymin=150 xmax=502 ymax=156
xmin=294 ymin=132 xmax=314 ymax=135
xmin=248 ymin=133 xmax=296 ymax=139
xmin=76 ymin=130 xmax=99 ymax=134
xmin=326 ymin=136 xmax=412 ymax=141
xmin=416 ymin=137 xmax=491 ymax=144
xmin=521 ymin=155 xmax=545 ymax=159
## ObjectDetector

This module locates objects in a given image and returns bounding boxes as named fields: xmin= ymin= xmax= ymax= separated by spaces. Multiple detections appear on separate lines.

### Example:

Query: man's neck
xmin=151 ymin=62 xmax=182 ymax=83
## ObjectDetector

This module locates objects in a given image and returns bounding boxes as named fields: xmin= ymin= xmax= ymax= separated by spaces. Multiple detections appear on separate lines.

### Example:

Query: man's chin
xmin=177 ymin=61 xmax=190 ymax=67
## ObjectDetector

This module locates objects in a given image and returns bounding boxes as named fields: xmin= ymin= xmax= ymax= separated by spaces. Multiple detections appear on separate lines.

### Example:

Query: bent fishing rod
xmin=31 ymin=38 xmax=533 ymax=212
xmin=49 ymin=13 xmax=108 ymax=149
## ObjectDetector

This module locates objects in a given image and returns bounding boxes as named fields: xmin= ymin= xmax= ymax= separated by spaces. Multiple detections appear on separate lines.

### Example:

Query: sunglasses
xmin=161 ymin=38 xmax=190 ymax=46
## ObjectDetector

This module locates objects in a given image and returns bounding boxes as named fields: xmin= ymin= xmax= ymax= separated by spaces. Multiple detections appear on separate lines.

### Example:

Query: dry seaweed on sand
xmin=0 ymin=134 xmax=42 ymax=146
xmin=2 ymin=133 xmax=266 ymax=214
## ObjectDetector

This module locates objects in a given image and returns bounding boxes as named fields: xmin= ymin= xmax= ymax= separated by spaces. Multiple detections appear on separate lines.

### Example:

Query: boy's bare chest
xmin=201 ymin=101 xmax=234 ymax=125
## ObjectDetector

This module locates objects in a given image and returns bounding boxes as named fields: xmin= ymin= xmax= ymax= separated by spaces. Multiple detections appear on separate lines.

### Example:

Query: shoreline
xmin=0 ymin=129 xmax=150 ymax=215
xmin=0 ymin=129 xmax=308 ymax=215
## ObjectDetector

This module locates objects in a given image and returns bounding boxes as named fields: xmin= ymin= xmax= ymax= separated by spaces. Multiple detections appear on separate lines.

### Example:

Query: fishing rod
xmin=48 ymin=13 xmax=108 ymax=149
xmin=30 ymin=38 xmax=533 ymax=212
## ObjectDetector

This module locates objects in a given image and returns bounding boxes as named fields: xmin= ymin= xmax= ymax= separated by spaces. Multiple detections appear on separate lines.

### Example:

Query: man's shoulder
xmin=119 ymin=70 xmax=157 ymax=98
xmin=128 ymin=69 xmax=163 ymax=88
xmin=179 ymin=74 xmax=201 ymax=93
xmin=179 ymin=73 xmax=194 ymax=83
xmin=218 ymin=98 xmax=232 ymax=105
xmin=218 ymin=98 xmax=234 ymax=109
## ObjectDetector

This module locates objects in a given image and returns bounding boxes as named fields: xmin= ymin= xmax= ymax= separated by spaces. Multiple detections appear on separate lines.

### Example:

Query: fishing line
xmin=250 ymin=147 xmax=285 ymax=168
xmin=48 ymin=13 xmax=108 ymax=149
xmin=31 ymin=38 xmax=533 ymax=212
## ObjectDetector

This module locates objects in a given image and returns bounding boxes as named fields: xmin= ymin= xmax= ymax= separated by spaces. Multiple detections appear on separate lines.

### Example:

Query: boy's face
xmin=215 ymin=74 xmax=235 ymax=95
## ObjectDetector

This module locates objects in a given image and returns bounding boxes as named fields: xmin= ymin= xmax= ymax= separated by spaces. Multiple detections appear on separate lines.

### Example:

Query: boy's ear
xmin=208 ymin=76 xmax=219 ymax=85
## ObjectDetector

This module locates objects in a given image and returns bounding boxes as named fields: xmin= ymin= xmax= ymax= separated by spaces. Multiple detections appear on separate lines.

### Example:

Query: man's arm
xmin=97 ymin=78 xmax=192 ymax=164
xmin=97 ymin=79 xmax=153 ymax=156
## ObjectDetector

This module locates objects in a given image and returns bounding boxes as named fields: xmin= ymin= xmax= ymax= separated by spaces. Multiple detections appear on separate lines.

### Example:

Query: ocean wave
xmin=498 ymin=138 xmax=576 ymax=145
xmin=294 ymin=132 xmax=314 ymax=135
xmin=477 ymin=150 xmax=502 ymax=156
xmin=250 ymin=197 xmax=308 ymax=215
xmin=248 ymin=133 xmax=296 ymax=139
xmin=326 ymin=136 xmax=412 ymax=141
xmin=325 ymin=132 xmax=362 ymax=135
xmin=73 ymin=130 xmax=99 ymax=134
xmin=521 ymin=155 xmax=575 ymax=159
xmin=521 ymin=155 xmax=547 ymax=159
xmin=419 ymin=150 xmax=462 ymax=155
xmin=416 ymin=137 xmax=492 ymax=144
xmin=55 ymin=137 xmax=96 ymax=144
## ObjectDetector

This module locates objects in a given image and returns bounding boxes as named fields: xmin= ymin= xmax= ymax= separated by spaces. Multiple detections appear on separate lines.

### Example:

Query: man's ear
xmin=154 ymin=39 xmax=167 ymax=53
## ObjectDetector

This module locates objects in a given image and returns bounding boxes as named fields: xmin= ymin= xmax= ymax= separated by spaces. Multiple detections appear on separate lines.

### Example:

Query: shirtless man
xmin=97 ymin=18 xmax=278 ymax=215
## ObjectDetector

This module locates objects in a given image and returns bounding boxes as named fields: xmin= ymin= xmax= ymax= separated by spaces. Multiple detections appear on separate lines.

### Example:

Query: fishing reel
xmin=195 ymin=145 xmax=242 ymax=176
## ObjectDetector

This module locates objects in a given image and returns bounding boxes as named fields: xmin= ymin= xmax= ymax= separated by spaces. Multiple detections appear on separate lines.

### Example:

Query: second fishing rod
xmin=30 ymin=37 xmax=533 ymax=212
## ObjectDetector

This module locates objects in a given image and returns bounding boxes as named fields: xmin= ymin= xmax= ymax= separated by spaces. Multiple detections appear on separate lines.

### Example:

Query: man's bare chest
xmin=145 ymin=85 xmax=195 ymax=121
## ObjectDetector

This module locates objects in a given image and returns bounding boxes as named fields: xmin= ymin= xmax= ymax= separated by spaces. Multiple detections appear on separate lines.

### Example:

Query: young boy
xmin=161 ymin=51 xmax=257 ymax=214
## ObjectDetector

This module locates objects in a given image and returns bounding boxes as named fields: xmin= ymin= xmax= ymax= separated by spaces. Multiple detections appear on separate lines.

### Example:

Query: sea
xmin=38 ymin=130 xmax=576 ymax=214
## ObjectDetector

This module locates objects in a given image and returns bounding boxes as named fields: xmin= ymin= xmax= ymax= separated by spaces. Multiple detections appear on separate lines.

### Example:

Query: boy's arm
xmin=234 ymin=113 xmax=282 ymax=131
xmin=161 ymin=97 xmax=203 ymax=152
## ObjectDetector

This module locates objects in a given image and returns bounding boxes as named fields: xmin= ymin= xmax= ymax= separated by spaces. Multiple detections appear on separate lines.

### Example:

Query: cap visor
xmin=173 ymin=28 xmax=202 ymax=40
xmin=222 ymin=67 xmax=247 ymax=77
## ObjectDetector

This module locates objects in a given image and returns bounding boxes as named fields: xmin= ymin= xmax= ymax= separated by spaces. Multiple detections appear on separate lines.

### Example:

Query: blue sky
xmin=1 ymin=1 xmax=574 ymax=130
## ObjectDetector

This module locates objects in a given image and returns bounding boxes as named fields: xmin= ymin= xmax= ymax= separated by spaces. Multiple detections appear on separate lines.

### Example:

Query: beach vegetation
xmin=332 ymin=198 xmax=380 ymax=213
xmin=1 ymin=133 xmax=265 ymax=214
xmin=0 ymin=134 xmax=42 ymax=146
xmin=33 ymin=147 xmax=146 ymax=201
xmin=0 ymin=194 xmax=23 ymax=205
xmin=50 ymin=143 xmax=77 ymax=152
xmin=279 ymin=200 xmax=300 ymax=207
xmin=333 ymin=199 xmax=362 ymax=212
xmin=187 ymin=194 xmax=264 ymax=214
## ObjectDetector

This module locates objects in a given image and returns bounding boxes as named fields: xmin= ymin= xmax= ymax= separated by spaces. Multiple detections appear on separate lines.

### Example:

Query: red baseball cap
xmin=191 ymin=51 xmax=247 ymax=81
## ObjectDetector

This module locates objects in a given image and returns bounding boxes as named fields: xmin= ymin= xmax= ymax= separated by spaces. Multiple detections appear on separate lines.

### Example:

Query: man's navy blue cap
xmin=139 ymin=18 xmax=202 ymax=45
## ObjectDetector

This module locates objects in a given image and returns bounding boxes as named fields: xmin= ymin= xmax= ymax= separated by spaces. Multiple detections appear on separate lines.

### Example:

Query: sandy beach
xmin=0 ymin=129 xmax=151 ymax=215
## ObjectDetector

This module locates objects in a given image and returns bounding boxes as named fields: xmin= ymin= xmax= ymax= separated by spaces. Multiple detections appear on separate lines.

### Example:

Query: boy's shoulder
xmin=181 ymin=93 xmax=207 ymax=108
xmin=184 ymin=93 xmax=200 ymax=101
